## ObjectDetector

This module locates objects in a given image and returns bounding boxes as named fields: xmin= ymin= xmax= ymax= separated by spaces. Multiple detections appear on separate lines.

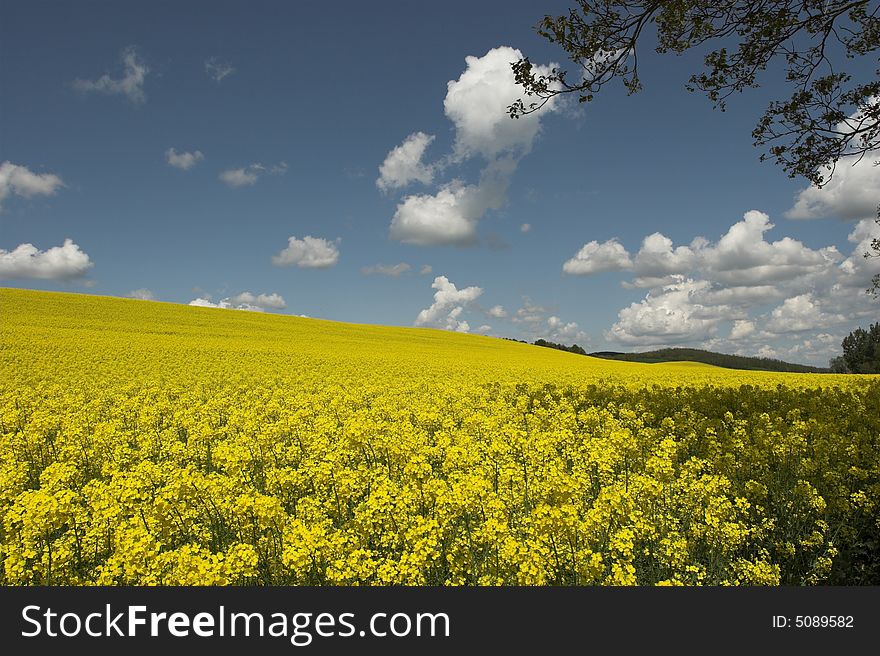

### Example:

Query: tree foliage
xmin=510 ymin=1 xmax=879 ymax=187
xmin=841 ymin=321 xmax=880 ymax=373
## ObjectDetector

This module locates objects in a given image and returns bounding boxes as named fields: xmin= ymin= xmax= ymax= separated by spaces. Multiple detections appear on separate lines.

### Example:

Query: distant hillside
xmin=588 ymin=348 xmax=828 ymax=373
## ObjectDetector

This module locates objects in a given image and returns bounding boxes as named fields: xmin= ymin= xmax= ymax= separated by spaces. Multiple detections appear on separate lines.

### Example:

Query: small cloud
xmin=205 ymin=57 xmax=235 ymax=82
xmin=166 ymin=148 xmax=204 ymax=170
xmin=419 ymin=264 xmax=433 ymax=275
xmin=0 ymin=161 xmax=64 ymax=210
xmin=272 ymin=236 xmax=340 ymax=268
xmin=128 ymin=288 xmax=155 ymax=301
xmin=219 ymin=162 xmax=287 ymax=187
xmin=0 ymin=239 xmax=94 ymax=280
xmin=73 ymin=47 xmax=149 ymax=104
xmin=415 ymin=275 xmax=483 ymax=332
xmin=487 ymin=305 xmax=507 ymax=318
xmin=520 ymin=223 xmax=531 ymax=233
xmin=377 ymin=132 xmax=436 ymax=192
xmin=361 ymin=262 xmax=411 ymax=277
xmin=476 ymin=324 xmax=492 ymax=334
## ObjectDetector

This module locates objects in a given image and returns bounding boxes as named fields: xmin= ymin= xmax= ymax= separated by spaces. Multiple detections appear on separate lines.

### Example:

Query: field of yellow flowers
xmin=1 ymin=288 xmax=878 ymax=585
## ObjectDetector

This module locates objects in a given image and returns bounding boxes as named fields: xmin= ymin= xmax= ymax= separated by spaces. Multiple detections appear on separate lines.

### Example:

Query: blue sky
xmin=2 ymin=0 xmax=878 ymax=366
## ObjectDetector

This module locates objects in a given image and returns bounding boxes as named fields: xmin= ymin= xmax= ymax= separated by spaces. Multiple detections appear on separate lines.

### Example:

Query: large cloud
xmin=0 ymin=162 xmax=64 ymax=210
xmin=606 ymin=278 xmax=721 ymax=346
xmin=73 ymin=47 xmax=149 ymax=104
xmin=444 ymin=46 xmax=557 ymax=160
xmin=0 ymin=239 xmax=93 ymax=280
xmin=382 ymin=47 xmax=560 ymax=246
xmin=414 ymin=275 xmax=483 ymax=332
xmin=786 ymin=102 xmax=880 ymax=221
xmin=272 ymin=236 xmax=340 ymax=269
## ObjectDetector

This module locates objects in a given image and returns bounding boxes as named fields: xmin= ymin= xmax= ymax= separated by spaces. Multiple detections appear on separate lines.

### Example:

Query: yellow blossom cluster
xmin=1 ymin=288 xmax=878 ymax=585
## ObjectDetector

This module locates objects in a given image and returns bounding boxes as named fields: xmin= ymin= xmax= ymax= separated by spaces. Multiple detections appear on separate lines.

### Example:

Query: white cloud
xmin=764 ymin=294 xmax=845 ymax=334
xmin=563 ymin=238 xmax=633 ymax=275
xmin=219 ymin=162 xmax=287 ymax=187
xmin=376 ymin=132 xmax=436 ymax=192
xmin=512 ymin=297 xmax=550 ymax=325
xmin=606 ymin=279 xmax=720 ymax=346
xmin=702 ymin=210 xmax=840 ymax=286
xmin=520 ymin=223 xmax=531 ymax=233
xmin=361 ymin=262 xmax=411 ymax=277
xmin=0 ymin=239 xmax=93 ymax=280
xmin=419 ymin=264 xmax=433 ymax=275
xmin=389 ymin=156 xmax=514 ymax=246
xmin=128 ymin=288 xmax=155 ymax=301
xmin=228 ymin=291 xmax=287 ymax=310
xmin=205 ymin=57 xmax=235 ymax=82
xmin=786 ymin=102 xmax=880 ymax=221
xmin=476 ymin=324 xmax=493 ymax=334
xmin=73 ymin=47 xmax=149 ymax=103
xmin=729 ymin=319 xmax=755 ymax=340
xmin=545 ymin=315 xmax=588 ymax=344
xmin=0 ymin=161 xmax=64 ymax=209
xmin=487 ymin=304 xmax=507 ymax=318
xmin=272 ymin=236 xmax=339 ymax=268
xmin=189 ymin=291 xmax=285 ymax=312
xmin=631 ymin=232 xmax=699 ymax=284
xmin=166 ymin=148 xmax=204 ymax=170
xmin=414 ymin=275 xmax=483 ymax=332
xmin=384 ymin=47 xmax=560 ymax=246
xmin=444 ymin=46 xmax=558 ymax=160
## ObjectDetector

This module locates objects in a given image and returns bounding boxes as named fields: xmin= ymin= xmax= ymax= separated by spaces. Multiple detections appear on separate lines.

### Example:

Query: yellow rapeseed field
xmin=1 ymin=287 xmax=878 ymax=585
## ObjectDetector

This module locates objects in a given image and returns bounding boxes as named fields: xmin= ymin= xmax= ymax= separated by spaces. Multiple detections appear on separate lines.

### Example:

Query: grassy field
xmin=1 ymin=288 xmax=878 ymax=585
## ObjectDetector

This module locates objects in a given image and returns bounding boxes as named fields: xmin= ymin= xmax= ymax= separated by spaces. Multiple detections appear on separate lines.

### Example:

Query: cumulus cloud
xmin=487 ymin=305 xmax=507 ymax=318
xmin=702 ymin=211 xmax=840 ymax=286
xmin=389 ymin=155 xmax=515 ymax=246
xmin=594 ymin=212 xmax=876 ymax=360
xmin=520 ymin=223 xmax=531 ymax=233
xmin=786 ymin=102 xmax=880 ymax=221
xmin=444 ymin=46 xmax=559 ymax=160
xmin=545 ymin=315 xmax=588 ymax=344
xmin=0 ymin=239 xmax=93 ymax=280
xmin=764 ymin=294 xmax=845 ymax=334
xmin=73 ymin=47 xmax=149 ymax=103
xmin=414 ymin=275 xmax=483 ymax=332
xmin=166 ymin=148 xmax=204 ymax=170
xmin=361 ymin=262 xmax=411 ymax=277
xmin=219 ymin=162 xmax=287 ymax=187
xmin=0 ymin=162 xmax=64 ymax=210
xmin=127 ymin=288 xmax=155 ymax=301
xmin=205 ymin=57 xmax=235 ymax=82
xmin=189 ymin=290 xmax=286 ymax=312
xmin=563 ymin=238 xmax=633 ymax=275
xmin=419 ymin=264 xmax=433 ymax=275
xmin=383 ymin=47 xmax=560 ymax=246
xmin=512 ymin=297 xmax=550 ymax=325
xmin=729 ymin=319 xmax=755 ymax=340
xmin=376 ymin=132 xmax=436 ymax=192
xmin=606 ymin=279 xmax=720 ymax=346
xmin=272 ymin=236 xmax=339 ymax=268
xmin=476 ymin=324 xmax=493 ymax=334
xmin=228 ymin=291 xmax=287 ymax=310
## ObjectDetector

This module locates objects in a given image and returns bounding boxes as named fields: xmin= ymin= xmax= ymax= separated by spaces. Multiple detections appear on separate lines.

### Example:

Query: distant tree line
xmin=533 ymin=339 xmax=588 ymax=356
xmin=830 ymin=322 xmax=880 ymax=374
xmin=588 ymin=347 xmax=827 ymax=373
